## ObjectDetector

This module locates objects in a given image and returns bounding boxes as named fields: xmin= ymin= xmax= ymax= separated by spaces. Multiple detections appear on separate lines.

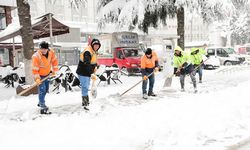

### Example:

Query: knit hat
xmin=145 ymin=48 xmax=152 ymax=55
xmin=39 ymin=41 xmax=49 ymax=49
xmin=91 ymin=39 xmax=101 ymax=47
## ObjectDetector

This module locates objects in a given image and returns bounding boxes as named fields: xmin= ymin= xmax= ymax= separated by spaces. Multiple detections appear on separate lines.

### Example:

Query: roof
xmin=0 ymin=0 xmax=16 ymax=8
xmin=0 ymin=13 xmax=69 ymax=42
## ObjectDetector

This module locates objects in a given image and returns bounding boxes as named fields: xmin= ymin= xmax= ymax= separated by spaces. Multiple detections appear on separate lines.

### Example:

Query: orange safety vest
xmin=32 ymin=49 xmax=59 ymax=80
xmin=80 ymin=46 xmax=97 ymax=64
xmin=141 ymin=51 xmax=158 ymax=69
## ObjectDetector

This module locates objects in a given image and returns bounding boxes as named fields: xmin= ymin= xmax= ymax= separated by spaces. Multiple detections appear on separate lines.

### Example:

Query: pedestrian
xmin=190 ymin=48 xmax=203 ymax=83
xmin=173 ymin=46 xmax=197 ymax=92
xmin=32 ymin=41 xmax=59 ymax=114
xmin=141 ymin=48 xmax=159 ymax=99
xmin=76 ymin=39 xmax=101 ymax=110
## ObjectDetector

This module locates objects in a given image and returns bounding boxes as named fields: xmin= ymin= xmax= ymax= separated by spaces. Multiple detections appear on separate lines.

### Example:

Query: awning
xmin=0 ymin=13 xmax=69 ymax=42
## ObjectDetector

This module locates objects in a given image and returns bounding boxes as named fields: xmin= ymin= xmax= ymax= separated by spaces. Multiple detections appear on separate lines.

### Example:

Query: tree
xmin=16 ymin=0 xmax=34 ymax=85
xmin=97 ymin=0 xmax=232 ymax=50
xmin=97 ymin=0 xmax=233 ymax=87
xmin=230 ymin=0 xmax=250 ymax=44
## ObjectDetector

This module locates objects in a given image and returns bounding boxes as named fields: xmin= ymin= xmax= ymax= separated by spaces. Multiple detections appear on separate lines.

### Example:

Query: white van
xmin=206 ymin=47 xmax=245 ymax=66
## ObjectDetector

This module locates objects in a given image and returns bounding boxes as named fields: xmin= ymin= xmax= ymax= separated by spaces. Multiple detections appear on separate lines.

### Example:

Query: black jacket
xmin=76 ymin=51 xmax=97 ymax=77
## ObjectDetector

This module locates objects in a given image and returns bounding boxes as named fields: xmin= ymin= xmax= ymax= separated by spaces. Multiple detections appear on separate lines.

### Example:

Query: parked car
xmin=206 ymin=47 xmax=245 ymax=66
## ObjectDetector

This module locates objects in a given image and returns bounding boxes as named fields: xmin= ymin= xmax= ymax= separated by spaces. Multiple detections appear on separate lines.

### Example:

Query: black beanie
xmin=145 ymin=48 xmax=152 ymax=55
xmin=39 ymin=41 xmax=49 ymax=49
xmin=91 ymin=39 xmax=101 ymax=47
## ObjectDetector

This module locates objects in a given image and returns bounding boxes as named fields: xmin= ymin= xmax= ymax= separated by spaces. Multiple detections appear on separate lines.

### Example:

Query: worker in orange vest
xmin=76 ymin=39 xmax=101 ymax=110
xmin=141 ymin=48 xmax=159 ymax=99
xmin=32 ymin=41 xmax=59 ymax=114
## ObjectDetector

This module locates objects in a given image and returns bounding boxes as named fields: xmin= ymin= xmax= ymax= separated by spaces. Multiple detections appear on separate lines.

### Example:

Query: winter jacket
xmin=141 ymin=51 xmax=159 ymax=76
xmin=190 ymin=47 xmax=203 ymax=65
xmin=199 ymin=47 xmax=207 ymax=55
xmin=76 ymin=46 xmax=97 ymax=77
xmin=190 ymin=47 xmax=207 ymax=65
xmin=173 ymin=50 xmax=191 ymax=68
xmin=173 ymin=47 xmax=195 ymax=75
xmin=32 ymin=49 xmax=59 ymax=80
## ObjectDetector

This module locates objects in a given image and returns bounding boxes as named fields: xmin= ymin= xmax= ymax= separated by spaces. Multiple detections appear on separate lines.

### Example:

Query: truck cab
xmin=114 ymin=48 xmax=143 ymax=74
xmin=97 ymin=32 xmax=143 ymax=75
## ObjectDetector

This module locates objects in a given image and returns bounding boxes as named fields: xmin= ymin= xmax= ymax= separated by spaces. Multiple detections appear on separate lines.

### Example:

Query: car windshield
xmin=123 ymin=49 xmax=143 ymax=57
xmin=225 ymin=48 xmax=235 ymax=54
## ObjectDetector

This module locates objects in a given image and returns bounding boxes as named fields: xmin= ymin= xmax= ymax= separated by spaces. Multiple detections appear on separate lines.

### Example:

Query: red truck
xmin=97 ymin=32 xmax=143 ymax=75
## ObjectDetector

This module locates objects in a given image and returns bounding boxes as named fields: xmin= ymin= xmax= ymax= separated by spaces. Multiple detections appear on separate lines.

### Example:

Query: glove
xmin=154 ymin=67 xmax=159 ymax=73
xmin=51 ymin=71 xmax=60 ymax=77
xmin=91 ymin=74 xmax=97 ymax=81
xmin=182 ymin=62 xmax=188 ymax=68
xmin=143 ymin=75 xmax=148 ymax=80
xmin=35 ymin=78 xmax=41 ymax=85
xmin=51 ymin=71 xmax=56 ymax=77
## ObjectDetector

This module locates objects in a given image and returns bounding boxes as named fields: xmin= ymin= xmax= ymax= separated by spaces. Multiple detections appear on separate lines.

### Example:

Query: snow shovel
xmin=91 ymin=78 xmax=97 ymax=98
xmin=17 ymin=75 xmax=51 ymax=96
xmin=120 ymin=71 xmax=154 ymax=97
xmin=163 ymin=74 xmax=175 ymax=87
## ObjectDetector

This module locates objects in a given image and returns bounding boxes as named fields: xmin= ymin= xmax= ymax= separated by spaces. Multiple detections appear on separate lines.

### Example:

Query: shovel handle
xmin=17 ymin=75 xmax=51 ymax=96
xmin=120 ymin=71 xmax=154 ymax=97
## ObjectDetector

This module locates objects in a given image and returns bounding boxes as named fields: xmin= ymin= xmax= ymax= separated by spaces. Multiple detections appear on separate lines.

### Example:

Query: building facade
xmin=0 ymin=0 xmax=16 ymax=66
xmin=1 ymin=0 xmax=210 ymax=66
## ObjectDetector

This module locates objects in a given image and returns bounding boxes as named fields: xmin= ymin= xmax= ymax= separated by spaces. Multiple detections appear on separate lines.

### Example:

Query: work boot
xmin=148 ymin=91 xmax=157 ymax=97
xmin=40 ymin=107 xmax=51 ymax=114
xmin=143 ymin=93 xmax=148 ymax=99
xmin=86 ymin=95 xmax=90 ymax=106
xmin=199 ymin=77 xmax=202 ymax=83
xmin=82 ymin=96 xmax=88 ymax=106
xmin=82 ymin=96 xmax=90 ymax=111
xmin=181 ymin=88 xmax=185 ymax=92
xmin=194 ymin=87 xmax=198 ymax=93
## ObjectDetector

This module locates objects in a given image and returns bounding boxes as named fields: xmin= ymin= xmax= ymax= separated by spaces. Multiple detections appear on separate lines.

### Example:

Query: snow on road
xmin=0 ymin=65 xmax=250 ymax=150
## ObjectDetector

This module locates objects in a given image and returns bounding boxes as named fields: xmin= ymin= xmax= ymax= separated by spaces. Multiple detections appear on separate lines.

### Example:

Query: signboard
xmin=112 ymin=32 xmax=139 ymax=48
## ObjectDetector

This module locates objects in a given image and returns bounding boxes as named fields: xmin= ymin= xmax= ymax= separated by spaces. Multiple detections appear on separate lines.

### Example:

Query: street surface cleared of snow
xmin=0 ymin=65 xmax=250 ymax=150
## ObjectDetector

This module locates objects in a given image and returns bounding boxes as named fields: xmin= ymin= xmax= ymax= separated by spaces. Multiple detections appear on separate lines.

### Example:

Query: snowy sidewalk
xmin=1 ymin=65 xmax=250 ymax=150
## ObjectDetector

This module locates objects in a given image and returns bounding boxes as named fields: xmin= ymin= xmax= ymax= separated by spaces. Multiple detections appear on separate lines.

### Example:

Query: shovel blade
xmin=16 ymin=85 xmax=25 ymax=95
xmin=16 ymin=84 xmax=38 ymax=96
xmin=91 ymin=87 xmax=97 ymax=98
xmin=164 ymin=77 xmax=172 ymax=87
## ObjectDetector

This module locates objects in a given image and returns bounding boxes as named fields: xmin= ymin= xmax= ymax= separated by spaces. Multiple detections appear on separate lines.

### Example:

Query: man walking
xmin=32 ymin=41 xmax=59 ymax=114
xmin=76 ymin=39 xmax=101 ymax=110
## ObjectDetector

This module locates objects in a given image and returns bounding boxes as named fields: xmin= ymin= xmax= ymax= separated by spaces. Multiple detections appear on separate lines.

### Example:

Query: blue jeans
xmin=142 ymin=73 xmax=155 ymax=94
xmin=38 ymin=76 xmax=50 ymax=108
xmin=78 ymin=75 xmax=90 ymax=96
xmin=195 ymin=65 xmax=203 ymax=81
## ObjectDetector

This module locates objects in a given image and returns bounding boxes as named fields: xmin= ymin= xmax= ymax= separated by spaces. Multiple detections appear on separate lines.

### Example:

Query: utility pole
xmin=49 ymin=13 xmax=53 ymax=48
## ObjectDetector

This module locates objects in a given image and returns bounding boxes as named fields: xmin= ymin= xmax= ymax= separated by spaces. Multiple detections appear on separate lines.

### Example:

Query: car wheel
xmin=224 ymin=61 xmax=233 ymax=66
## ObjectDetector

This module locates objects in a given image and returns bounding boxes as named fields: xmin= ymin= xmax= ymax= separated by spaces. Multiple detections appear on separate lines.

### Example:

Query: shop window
xmin=0 ymin=7 xmax=7 ymax=30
